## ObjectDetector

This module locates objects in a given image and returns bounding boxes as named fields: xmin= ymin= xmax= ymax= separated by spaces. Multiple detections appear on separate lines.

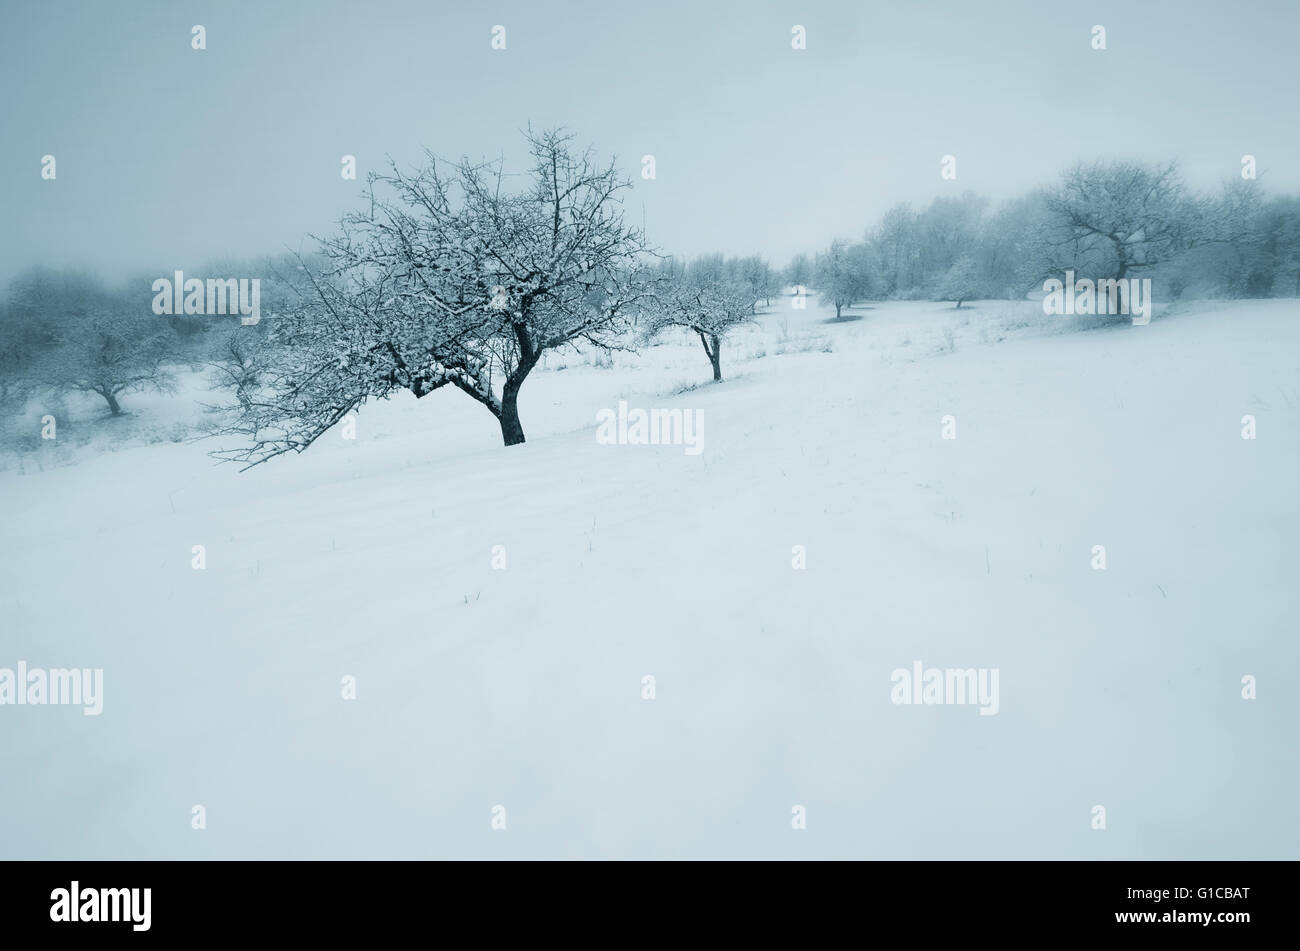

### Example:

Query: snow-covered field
xmin=2 ymin=295 xmax=1297 ymax=859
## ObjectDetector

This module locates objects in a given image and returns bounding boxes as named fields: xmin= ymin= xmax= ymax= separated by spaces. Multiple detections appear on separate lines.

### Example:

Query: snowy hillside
xmin=2 ymin=296 xmax=1297 ymax=859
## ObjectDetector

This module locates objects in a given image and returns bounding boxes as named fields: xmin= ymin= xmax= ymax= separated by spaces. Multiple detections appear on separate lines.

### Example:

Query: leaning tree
xmin=216 ymin=129 xmax=655 ymax=467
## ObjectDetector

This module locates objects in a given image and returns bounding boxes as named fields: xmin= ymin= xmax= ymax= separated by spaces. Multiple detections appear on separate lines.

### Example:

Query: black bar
xmin=2 ymin=861 xmax=1283 ymax=939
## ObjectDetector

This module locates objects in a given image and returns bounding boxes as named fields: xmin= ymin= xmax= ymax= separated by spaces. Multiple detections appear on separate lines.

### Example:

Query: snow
xmin=2 ymin=295 xmax=1297 ymax=858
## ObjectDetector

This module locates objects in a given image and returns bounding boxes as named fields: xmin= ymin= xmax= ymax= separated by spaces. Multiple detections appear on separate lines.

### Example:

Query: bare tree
xmin=936 ymin=255 xmax=981 ymax=308
xmin=216 ymin=129 xmax=655 ymax=467
xmin=649 ymin=255 xmax=752 ymax=382
xmin=783 ymin=253 xmax=812 ymax=291
xmin=868 ymin=204 xmax=921 ymax=296
xmin=814 ymin=240 xmax=871 ymax=319
xmin=916 ymin=193 xmax=987 ymax=280
xmin=6 ymin=270 xmax=176 ymax=416
xmin=205 ymin=327 xmax=269 ymax=412
xmin=735 ymin=255 xmax=776 ymax=312
xmin=39 ymin=305 xmax=175 ymax=416
xmin=1264 ymin=196 xmax=1300 ymax=295
xmin=1041 ymin=161 xmax=1197 ymax=281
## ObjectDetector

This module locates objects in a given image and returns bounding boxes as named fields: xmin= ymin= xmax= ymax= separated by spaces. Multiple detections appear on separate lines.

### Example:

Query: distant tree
xmin=869 ymin=204 xmax=921 ymax=296
xmin=1185 ymin=181 xmax=1270 ymax=297
xmin=205 ymin=327 xmax=269 ymax=412
xmin=1 ymin=268 xmax=175 ymax=416
xmin=976 ymin=190 xmax=1055 ymax=297
xmin=649 ymin=256 xmax=752 ymax=381
xmin=1265 ymin=197 xmax=1300 ymax=296
xmin=937 ymin=256 xmax=981 ymax=308
xmin=915 ymin=193 xmax=988 ymax=282
xmin=1219 ymin=190 xmax=1300 ymax=297
xmin=0 ymin=268 xmax=86 ymax=406
xmin=1041 ymin=161 xmax=1197 ymax=282
xmin=784 ymin=253 xmax=812 ymax=291
xmin=814 ymin=240 xmax=871 ymax=319
xmin=38 ymin=301 xmax=176 ymax=416
xmin=758 ymin=259 xmax=782 ymax=305
xmin=733 ymin=255 xmax=778 ymax=311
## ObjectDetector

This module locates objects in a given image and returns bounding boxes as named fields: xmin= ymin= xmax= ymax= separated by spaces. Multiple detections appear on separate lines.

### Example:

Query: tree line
xmin=3 ymin=130 xmax=1298 ymax=462
xmin=790 ymin=161 xmax=1300 ymax=309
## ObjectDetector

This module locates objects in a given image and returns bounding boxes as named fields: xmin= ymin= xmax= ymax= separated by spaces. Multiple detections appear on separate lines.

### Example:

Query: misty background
xmin=3 ymin=0 xmax=1299 ymax=287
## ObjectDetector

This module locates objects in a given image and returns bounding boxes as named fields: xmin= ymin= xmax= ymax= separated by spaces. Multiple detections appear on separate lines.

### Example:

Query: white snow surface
xmin=2 ymin=296 xmax=1297 ymax=858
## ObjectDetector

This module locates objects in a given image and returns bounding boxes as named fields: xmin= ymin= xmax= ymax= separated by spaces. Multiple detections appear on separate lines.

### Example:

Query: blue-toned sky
xmin=2 ymin=0 xmax=1297 ymax=286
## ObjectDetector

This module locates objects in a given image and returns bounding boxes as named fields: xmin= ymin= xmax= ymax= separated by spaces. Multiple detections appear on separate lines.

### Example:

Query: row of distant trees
xmin=0 ymin=258 xmax=302 ymax=419
xmin=793 ymin=162 xmax=1300 ymax=311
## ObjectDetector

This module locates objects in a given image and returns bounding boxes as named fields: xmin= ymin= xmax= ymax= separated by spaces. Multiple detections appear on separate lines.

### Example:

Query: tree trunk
xmin=697 ymin=330 xmax=722 ymax=382
xmin=494 ymin=325 xmax=541 ymax=447
xmin=104 ymin=392 xmax=122 ymax=416
xmin=955 ymin=299 xmax=963 ymax=309
xmin=835 ymin=303 xmax=842 ymax=319
xmin=498 ymin=383 xmax=526 ymax=446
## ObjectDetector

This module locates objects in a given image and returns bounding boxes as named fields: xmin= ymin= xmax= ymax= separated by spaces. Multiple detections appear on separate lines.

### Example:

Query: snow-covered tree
xmin=734 ymin=255 xmax=776 ymax=311
xmin=40 ymin=306 xmax=175 ymax=416
xmin=868 ymin=204 xmax=921 ymax=296
xmin=1040 ymin=161 xmax=1197 ymax=281
xmin=1174 ymin=187 xmax=1300 ymax=298
xmin=1264 ymin=197 xmax=1300 ymax=296
xmin=784 ymin=253 xmax=812 ymax=292
xmin=975 ymin=190 xmax=1055 ymax=298
xmin=648 ymin=255 xmax=752 ymax=382
xmin=814 ymin=240 xmax=871 ymax=319
xmin=205 ymin=327 xmax=269 ymax=412
xmin=916 ymin=193 xmax=988 ymax=280
xmin=936 ymin=255 xmax=981 ymax=308
xmin=217 ymin=129 xmax=655 ymax=466
xmin=10 ymin=270 xmax=176 ymax=416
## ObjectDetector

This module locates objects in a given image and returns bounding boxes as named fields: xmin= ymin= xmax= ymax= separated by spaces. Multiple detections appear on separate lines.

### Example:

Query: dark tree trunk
xmin=104 ymin=392 xmax=122 ymax=415
xmin=955 ymin=299 xmax=963 ymax=309
xmin=697 ymin=330 xmax=722 ymax=382
xmin=835 ymin=302 xmax=842 ymax=319
xmin=493 ymin=322 xmax=542 ymax=447
xmin=498 ymin=380 xmax=526 ymax=446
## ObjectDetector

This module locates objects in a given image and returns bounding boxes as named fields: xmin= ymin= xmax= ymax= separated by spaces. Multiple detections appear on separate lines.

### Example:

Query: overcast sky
xmin=2 ymin=0 xmax=1298 ymax=287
